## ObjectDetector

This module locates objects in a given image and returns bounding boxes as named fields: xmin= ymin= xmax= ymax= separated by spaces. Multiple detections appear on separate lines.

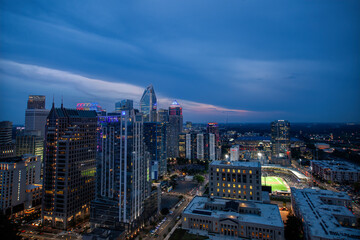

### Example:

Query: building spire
xmin=61 ymin=95 xmax=63 ymax=109
xmin=52 ymin=94 xmax=55 ymax=108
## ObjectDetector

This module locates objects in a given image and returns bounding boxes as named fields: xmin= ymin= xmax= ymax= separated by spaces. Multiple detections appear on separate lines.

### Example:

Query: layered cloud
xmin=0 ymin=59 xmax=256 ymax=121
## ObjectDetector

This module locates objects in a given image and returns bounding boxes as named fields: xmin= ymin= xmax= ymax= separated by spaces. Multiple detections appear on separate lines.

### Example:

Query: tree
xmin=161 ymin=208 xmax=170 ymax=215
xmin=0 ymin=212 xmax=21 ymax=240
xmin=284 ymin=215 xmax=304 ymax=240
xmin=194 ymin=175 xmax=205 ymax=184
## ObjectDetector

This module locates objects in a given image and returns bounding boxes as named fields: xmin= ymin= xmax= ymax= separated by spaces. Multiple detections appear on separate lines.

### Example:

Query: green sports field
xmin=261 ymin=176 xmax=289 ymax=192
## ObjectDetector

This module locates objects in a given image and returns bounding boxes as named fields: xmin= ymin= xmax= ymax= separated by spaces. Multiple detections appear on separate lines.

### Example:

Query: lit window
xmin=250 ymin=186 xmax=253 ymax=189
xmin=184 ymin=217 xmax=187 ymax=221
xmin=228 ymin=183 xmax=230 ymax=187
xmin=238 ymin=169 xmax=240 ymax=173
xmin=232 ymin=169 xmax=235 ymax=173
xmin=228 ymin=190 xmax=230 ymax=193
xmin=216 ymin=168 xmax=219 ymax=172
xmin=222 ymin=169 xmax=225 ymax=172
xmin=249 ymin=170 xmax=252 ymax=174
xmin=233 ymin=184 xmax=235 ymax=188
xmin=217 ymin=183 xmax=220 ymax=186
xmin=238 ymin=184 xmax=241 ymax=188
xmin=217 ymin=189 xmax=220 ymax=192
xmin=243 ymin=185 xmax=246 ymax=189
xmin=238 ymin=190 xmax=241 ymax=194
xmin=250 ymin=191 xmax=253 ymax=195
xmin=243 ymin=170 xmax=246 ymax=174
xmin=227 ymin=169 xmax=230 ymax=173
xmin=223 ymin=183 xmax=225 ymax=187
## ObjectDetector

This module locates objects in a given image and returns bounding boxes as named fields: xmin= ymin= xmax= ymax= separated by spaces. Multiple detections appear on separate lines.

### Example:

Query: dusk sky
xmin=1 ymin=0 xmax=359 ymax=124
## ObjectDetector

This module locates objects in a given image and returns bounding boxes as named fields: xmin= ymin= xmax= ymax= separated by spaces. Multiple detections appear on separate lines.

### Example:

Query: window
xmin=249 ymin=170 xmax=252 ymax=174
xmin=216 ymin=168 xmax=219 ymax=172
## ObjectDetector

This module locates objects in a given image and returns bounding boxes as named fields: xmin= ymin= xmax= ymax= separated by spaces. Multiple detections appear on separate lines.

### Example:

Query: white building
xmin=311 ymin=160 xmax=360 ymax=183
xmin=197 ymin=134 xmax=205 ymax=160
xmin=182 ymin=196 xmax=284 ymax=240
xmin=209 ymin=160 xmax=262 ymax=202
xmin=230 ymin=145 xmax=239 ymax=161
xmin=291 ymin=188 xmax=360 ymax=240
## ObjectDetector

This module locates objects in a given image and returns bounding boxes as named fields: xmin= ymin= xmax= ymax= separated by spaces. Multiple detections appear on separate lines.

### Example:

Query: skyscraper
xmin=144 ymin=122 xmax=167 ymax=179
xmin=140 ymin=85 xmax=157 ymax=122
xmin=167 ymin=100 xmax=183 ymax=158
xmin=16 ymin=132 xmax=44 ymax=162
xmin=271 ymin=120 xmax=291 ymax=166
xmin=115 ymin=99 xmax=134 ymax=112
xmin=207 ymin=122 xmax=220 ymax=160
xmin=42 ymin=104 xmax=97 ymax=229
xmin=91 ymin=111 xmax=150 ymax=232
xmin=25 ymin=95 xmax=50 ymax=139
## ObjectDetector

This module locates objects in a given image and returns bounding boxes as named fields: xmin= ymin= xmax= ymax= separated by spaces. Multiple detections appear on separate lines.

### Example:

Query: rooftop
xmin=312 ymin=160 xmax=360 ymax=172
xmin=210 ymin=160 xmax=261 ymax=168
xmin=184 ymin=196 xmax=283 ymax=228
xmin=292 ymin=188 xmax=360 ymax=239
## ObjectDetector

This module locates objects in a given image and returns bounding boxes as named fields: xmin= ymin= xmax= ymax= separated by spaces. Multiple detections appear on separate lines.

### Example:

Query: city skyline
xmin=1 ymin=0 xmax=360 ymax=124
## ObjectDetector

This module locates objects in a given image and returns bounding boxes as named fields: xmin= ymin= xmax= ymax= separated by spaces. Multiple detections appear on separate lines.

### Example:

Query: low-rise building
xmin=182 ymin=196 xmax=284 ymax=239
xmin=291 ymin=187 xmax=360 ymax=240
xmin=209 ymin=160 xmax=262 ymax=202
xmin=311 ymin=160 xmax=360 ymax=183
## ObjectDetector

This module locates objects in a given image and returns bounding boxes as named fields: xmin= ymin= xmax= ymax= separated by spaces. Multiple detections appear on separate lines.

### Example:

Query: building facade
xmin=115 ymin=99 xmax=133 ymax=112
xmin=16 ymin=132 xmax=44 ymax=162
xmin=42 ymin=105 xmax=97 ymax=229
xmin=311 ymin=160 xmax=360 ymax=184
xmin=209 ymin=161 xmax=262 ymax=202
xmin=182 ymin=196 xmax=284 ymax=240
xmin=91 ymin=111 xmax=151 ymax=233
xmin=25 ymin=95 xmax=50 ymax=139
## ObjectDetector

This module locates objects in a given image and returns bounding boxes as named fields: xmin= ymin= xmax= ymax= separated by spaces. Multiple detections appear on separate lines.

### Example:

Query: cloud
xmin=0 ymin=59 xmax=255 ymax=119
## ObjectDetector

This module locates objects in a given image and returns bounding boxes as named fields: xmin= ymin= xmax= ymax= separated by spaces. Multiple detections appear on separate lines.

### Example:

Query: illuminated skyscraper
xmin=42 ymin=104 xmax=97 ymax=229
xmin=271 ymin=120 xmax=291 ymax=166
xmin=167 ymin=100 xmax=183 ymax=158
xmin=140 ymin=85 xmax=157 ymax=122
xmin=25 ymin=95 xmax=50 ymax=139
xmin=91 ymin=111 xmax=151 ymax=232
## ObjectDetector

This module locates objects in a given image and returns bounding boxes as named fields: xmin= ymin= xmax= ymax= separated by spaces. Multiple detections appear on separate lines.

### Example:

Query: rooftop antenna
xmin=52 ymin=94 xmax=55 ymax=108
xmin=61 ymin=95 xmax=64 ymax=109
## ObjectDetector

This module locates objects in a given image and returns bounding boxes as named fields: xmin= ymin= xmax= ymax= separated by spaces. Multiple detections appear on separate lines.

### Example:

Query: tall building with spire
xmin=42 ymin=103 xmax=97 ymax=229
xmin=167 ymin=100 xmax=183 ymax=158
xmin=25 ymin=95 xmax=50 ymax=139
xmin=140 ymin=85 xmax=157 ymax=122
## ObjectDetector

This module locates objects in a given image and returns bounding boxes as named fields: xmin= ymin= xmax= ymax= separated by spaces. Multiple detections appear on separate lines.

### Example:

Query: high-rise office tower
xmin=140 ymin=85 xmax=157 ymax=122
xmin=25 ymin=95 xmax=50 ymax=139
xmin=144 ymin=122 xmax=167 ymax=179
xmin=157 ymin=109 xmax=169 ymax=123
xmin=167 ymin=100 xmax=183 ymax=158
xmin=0 ymin=121 xmax=15 ymax=159
xmin=42 ymin=104 xmax=97 ymax=229
xmin=207 ymin=122 xmax=220 ymax=160
xmin=27 ymin=95 xmax=45 ymax=109
xmin=271 ymin=120 xmax=291 ymax=166
xmin=115 ymin=99 xmax=134 ymax=112
xmin=91 ymin=111 xmax=151 ymax=232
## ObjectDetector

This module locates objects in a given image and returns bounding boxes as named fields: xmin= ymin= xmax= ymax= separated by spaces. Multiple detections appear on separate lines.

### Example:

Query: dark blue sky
xmin=1 ymin=0 xmax=359 ymax=124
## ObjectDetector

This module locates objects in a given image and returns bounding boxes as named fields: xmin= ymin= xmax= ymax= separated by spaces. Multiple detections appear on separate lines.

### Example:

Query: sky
xmin=0 ymin=0 xmax=359 ymax=124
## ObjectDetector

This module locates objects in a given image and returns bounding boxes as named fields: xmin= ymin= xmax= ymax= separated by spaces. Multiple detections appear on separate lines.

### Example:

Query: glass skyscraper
xmin=140 ymin=85 xmax=157 ymax=122
xmin=167 ymin=100 xmax=183 ymax=158
xmin=271 ymin=120 xmax=291 ymax=166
